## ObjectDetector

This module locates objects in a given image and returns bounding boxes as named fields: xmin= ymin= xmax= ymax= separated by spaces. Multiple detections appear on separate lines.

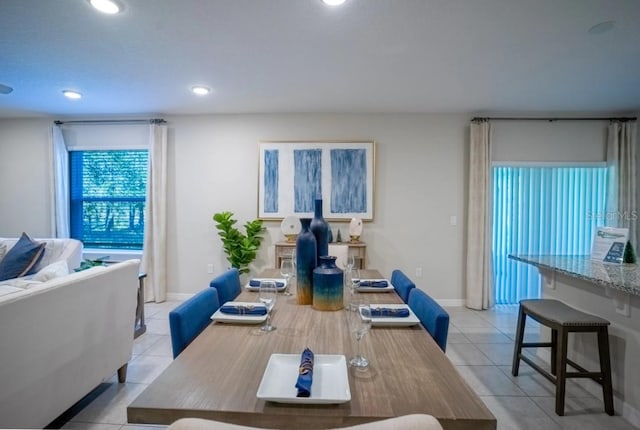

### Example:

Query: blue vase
xmin=313 ymin=256 xmax=344 ymax=311
xmin=296 ymin=218 xmax=316 ymax=305
xmin=310 ymin=198 xmax=329 ymax=266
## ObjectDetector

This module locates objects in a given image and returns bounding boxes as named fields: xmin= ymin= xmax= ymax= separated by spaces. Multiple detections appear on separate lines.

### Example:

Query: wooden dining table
xmin=127 ymin=269 xmax=496 ymax=429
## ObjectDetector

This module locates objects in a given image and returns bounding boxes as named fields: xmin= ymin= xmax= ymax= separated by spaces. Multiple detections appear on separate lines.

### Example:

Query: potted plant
xmin=213 ymin=211 xmax=265 ymax=274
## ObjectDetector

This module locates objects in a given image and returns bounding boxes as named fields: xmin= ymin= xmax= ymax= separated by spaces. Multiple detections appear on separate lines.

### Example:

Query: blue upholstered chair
xmin=209 ymin=268 xmax=242 ymax=305
xmin=390 ymin=269 xmax=416 ymax=303
xmin=169 ymin=288 xmax=220 ymax=358
xmin=408 ymin=288 xmax=450 ymax=352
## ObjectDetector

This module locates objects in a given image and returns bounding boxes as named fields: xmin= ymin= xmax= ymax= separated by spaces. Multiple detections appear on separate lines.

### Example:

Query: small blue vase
xmin=310 ymin=198 xmax=329 ymax=266
xmin=296 ymin=218 xmax=316 ymax=305
xmin=313 ymin=256 xmax=344 ymax=311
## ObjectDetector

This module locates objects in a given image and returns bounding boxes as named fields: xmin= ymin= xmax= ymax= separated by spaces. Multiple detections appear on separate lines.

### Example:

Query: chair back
xmin=209 ymin=268 xmax=241 ymax=305
xmin=408 ymin=288 xmax=449 ymax=352
xmin=169 ymin=288 xmax=220 ymax=358
xmin=390 ymin=269 xmax=416 ymax=303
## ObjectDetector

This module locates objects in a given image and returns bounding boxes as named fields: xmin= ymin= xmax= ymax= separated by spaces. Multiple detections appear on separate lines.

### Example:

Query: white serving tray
xmin=361 ymin=304 xmax=420 ymax=327
xmin=257 ymin=354 xmax=351 ymax=404
xmin=244 ymin=278 xmax=288 ymax=292
xmin=210 ymin=301 xmax=268 ymax=324
xmin=356 ymin=279 xmax=395 ymax=293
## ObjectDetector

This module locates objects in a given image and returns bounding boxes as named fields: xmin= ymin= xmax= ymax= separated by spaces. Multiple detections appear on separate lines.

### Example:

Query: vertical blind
xmin=492 ymin=165 xmax=608 ymax=304
xmin=70 ymin=150 xmax=148 ymax=249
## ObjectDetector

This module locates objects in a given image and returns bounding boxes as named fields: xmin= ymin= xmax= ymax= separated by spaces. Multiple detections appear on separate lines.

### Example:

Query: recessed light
xmin=89 ymin=0 xmax=121 ymax=14
xmin=588 ymin=20 xmax=616 ymax=35
xmin=322 ymin=0 xmax=347 ymax=5
xmin=0 ymin=83 xmax=13 ymax=94
xmin=62 ymin=90 xmax=82 ymax=100
xmin=191 ymin=86 xmax=211 ymax=96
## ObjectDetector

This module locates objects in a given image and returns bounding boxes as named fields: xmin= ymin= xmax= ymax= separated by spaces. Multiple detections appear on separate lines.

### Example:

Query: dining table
xmin=127 ymin=269 xmax=496 ymax=429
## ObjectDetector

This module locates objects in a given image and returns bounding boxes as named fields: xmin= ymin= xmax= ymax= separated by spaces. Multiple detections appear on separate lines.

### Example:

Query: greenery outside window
xmin=70 ymin=150 xmax=148 ymax=250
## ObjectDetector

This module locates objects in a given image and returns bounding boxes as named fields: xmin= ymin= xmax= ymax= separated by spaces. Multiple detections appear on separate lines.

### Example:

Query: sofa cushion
xmin=0 ymin=285 xmax=23 ymax=298
xmin=33 ymin=261 xmax=69 ymax=282
xmin=0 ymin=233 xmax=46 ymax=282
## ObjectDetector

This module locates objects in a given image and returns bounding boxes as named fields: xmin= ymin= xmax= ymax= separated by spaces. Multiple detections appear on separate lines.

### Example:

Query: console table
xmin=274 ymin=241 xmax=366 ymax=269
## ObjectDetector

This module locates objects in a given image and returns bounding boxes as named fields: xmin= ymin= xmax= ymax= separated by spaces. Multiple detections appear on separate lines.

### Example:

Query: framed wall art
xmin=258 ymin=140 xmax=375 ymax=221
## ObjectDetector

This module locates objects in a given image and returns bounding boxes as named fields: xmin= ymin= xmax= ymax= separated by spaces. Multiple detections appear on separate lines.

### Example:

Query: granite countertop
xmin=509 ymin=254 xmax=640 ymax=297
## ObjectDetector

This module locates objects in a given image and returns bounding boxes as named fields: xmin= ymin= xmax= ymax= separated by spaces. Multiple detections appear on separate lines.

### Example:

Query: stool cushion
xmin=520 ymin=299 xmax=609 ymax=327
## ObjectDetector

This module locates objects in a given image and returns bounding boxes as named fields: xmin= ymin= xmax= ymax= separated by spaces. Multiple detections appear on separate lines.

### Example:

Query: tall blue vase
xmin=313 ymin=256 xmax=344 ymax=311
xmin=310 ymin=198 xmax=329 ymax=266
xmin=296 ymin=218 xmax=316 ymax=305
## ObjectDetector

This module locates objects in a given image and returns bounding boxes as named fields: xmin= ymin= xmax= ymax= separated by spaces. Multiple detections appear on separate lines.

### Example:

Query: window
xmin=70 ymin=150 xmax=148 ymax=250
xmin=492 ymin=165 xmax=608 ymax=304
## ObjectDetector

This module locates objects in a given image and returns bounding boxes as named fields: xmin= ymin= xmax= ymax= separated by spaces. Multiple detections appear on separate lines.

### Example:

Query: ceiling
xmin=1 ymin=0 xmax=639 ymax=118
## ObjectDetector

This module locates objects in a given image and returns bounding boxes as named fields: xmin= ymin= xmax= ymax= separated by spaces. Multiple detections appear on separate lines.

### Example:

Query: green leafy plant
xmin=213 ymin=211 xmax=265 ymax=274
xmin=74 ymin=256 xmax=109 ymax=272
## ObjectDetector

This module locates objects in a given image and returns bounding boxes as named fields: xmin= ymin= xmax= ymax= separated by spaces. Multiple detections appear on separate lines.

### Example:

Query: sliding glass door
xmin=492 ymin=165 xmax=607 ymax=304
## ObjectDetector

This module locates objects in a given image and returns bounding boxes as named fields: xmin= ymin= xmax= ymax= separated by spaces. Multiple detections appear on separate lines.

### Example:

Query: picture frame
xmin=258 ymin=140 xmax=375 ymax=221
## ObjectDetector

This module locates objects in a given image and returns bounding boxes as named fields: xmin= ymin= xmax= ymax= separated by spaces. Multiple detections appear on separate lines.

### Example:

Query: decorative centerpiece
xmin=312 ymin=256 xmax=344 ymax=311
xmin=296 ymin=218 xmax=317 ymax=305
xmin=281 ymin=216 xmax=301 ymax=242
xmin=310 ymin=198 xmax=329 ymax=264
xmin=349 ymin=217 xmax=363 ymax=243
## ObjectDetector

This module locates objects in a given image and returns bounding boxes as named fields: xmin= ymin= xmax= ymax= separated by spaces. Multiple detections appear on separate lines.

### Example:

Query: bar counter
xmin=510 ymin=254 xmax=640 ymax=424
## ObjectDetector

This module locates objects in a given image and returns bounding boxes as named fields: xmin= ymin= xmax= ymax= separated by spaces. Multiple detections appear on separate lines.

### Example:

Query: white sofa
xmin=0 ymin=236 xmax=83 ymax=274
xmin=0 ymin=259 xmax=141 ymax=429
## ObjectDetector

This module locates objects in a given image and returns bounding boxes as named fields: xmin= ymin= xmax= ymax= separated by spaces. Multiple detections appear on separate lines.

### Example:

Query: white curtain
xmin=465 ymin=120 xmax=494 ymax=310
xmin=141 ymin=123 xmax=168 ymax=303
xmin=606 ymin=120 xmax=638 ymax=249
xmin=50 ymin=124 xmax=70 ymax=238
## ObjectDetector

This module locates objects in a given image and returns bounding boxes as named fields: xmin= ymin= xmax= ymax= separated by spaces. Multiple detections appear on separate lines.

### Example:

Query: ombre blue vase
xmin=313 ymin=256 xmax=344 ymax=311
xmin=310 ymin=198 xmax=329 ymax=265
xmin=296 ymin=218 xmax=317 ymax=305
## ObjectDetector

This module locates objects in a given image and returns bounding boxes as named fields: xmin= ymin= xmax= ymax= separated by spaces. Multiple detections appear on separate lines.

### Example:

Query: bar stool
xmin=511 ymin=299 xmax=614 ymax=416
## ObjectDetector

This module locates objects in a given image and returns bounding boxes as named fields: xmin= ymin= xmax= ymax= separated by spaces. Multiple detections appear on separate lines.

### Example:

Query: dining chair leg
xmin=550 ymin=328 xmax=557 ymax=376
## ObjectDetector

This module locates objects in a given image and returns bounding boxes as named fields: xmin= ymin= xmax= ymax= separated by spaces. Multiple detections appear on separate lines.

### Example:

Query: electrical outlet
xmin=207 ymin=263 xmax=214 ymax=274
xmin=416 ymin=268 xmax=423 ymax=278
xmin=450 ymin=215 xmax=457 ymax=226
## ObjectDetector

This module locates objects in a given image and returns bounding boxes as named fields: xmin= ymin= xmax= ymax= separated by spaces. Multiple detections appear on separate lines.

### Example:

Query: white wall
xmin=0 ymin=114 xmax=621 ymax=302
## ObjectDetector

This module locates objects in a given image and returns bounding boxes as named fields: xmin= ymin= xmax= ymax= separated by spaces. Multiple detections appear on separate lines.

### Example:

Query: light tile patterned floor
xmin=55 ymin=303 xmax=638 ymax=430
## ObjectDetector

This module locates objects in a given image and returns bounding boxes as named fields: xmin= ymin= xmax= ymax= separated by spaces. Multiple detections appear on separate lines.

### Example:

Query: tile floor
xmin=55 ymin=303 xmax=638 ymax=430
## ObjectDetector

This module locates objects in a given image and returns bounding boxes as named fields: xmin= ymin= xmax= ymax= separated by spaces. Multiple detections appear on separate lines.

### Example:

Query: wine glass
xmin=346 ymin=254 xmax=355 ymax=271
xmin=259 ymin=280 xmax=277 ymax=332
xmin=348 ymin=301 xmax=371 ymax=369
xmin=280 ymin=258 xmax=294 ymax=296
xmin=349 ymin=268 xmax=361 ymax=302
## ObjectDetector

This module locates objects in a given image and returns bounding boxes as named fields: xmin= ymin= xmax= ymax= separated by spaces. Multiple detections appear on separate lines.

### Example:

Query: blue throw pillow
xmin=0 ymin=233 xmax=46 ymax=281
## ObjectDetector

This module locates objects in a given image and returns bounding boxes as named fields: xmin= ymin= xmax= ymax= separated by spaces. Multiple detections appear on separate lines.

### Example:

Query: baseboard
xmin=166 ymin=292 xmax=194 ymax=301
xmin=436 ymin=299 xmax=465 ymax=307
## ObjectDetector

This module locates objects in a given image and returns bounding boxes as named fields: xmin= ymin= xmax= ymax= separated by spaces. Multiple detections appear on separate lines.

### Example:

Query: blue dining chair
xmin=209 ymin=268 xmax=241 ymax=305
xmin=408 ymin=288 xmax=450 ymax=352
xmin=169 ymin=288 xmax=220 ymax=358
xmin=390 ymin=269 xmax=416 ymax=303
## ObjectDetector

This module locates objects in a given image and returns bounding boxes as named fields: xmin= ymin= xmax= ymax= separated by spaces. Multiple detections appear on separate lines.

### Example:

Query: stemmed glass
xmin=348 ymin=301 xmax=371 ymax=369
xmin=349 ymin=268 xmax=361 ymax=298
xmin=259 ymin=280 xmax=277 ymax=332
xmin=280 ymin=258 xmax=294 ymax=296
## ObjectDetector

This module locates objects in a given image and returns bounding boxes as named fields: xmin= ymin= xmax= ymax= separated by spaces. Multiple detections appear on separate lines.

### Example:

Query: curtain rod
xmin=471 ymin=116 xmax=636 ymax=122
xmin=54 ymin=118 xmax=166 ymax=125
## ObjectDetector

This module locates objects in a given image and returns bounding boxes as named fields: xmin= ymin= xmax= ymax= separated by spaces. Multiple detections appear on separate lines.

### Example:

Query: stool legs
xmin=550 ymin=329 xmax=557 ymax=375
xmin=597 ymin=327 xmax=614 ymax=416
xmin=555 ymin=328 xmax=568 ymax=415
xmin=511 ymin=305 xmax=526 ymax=377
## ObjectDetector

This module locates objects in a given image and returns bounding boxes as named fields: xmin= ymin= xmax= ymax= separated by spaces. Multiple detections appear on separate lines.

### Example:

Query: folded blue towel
xmin=359 ymin=280 xmax=388 ymax=288
xmin=371 ymin=307 xmax=410 ymax=318
xmin=295 ymin=348 xmax=314 ymax=398
xmin=219 ymin=304 xmax=267 ymax=315
xmin=249 ymin=279 xmax=285 ymax=288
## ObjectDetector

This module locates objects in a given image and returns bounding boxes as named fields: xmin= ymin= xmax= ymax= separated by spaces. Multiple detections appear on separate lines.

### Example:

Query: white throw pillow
xmin=32 ymin=260 xmax=69 ymax=282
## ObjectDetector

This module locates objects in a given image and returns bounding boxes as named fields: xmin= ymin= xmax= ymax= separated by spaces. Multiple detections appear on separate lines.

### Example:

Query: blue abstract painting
xmin=294 ymin=149 xmax=322 ymax=212
xmin=330 ymin=149 xmax=367 ymax=213
xmin=264 ymin=150 xmax=278 ymax=213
